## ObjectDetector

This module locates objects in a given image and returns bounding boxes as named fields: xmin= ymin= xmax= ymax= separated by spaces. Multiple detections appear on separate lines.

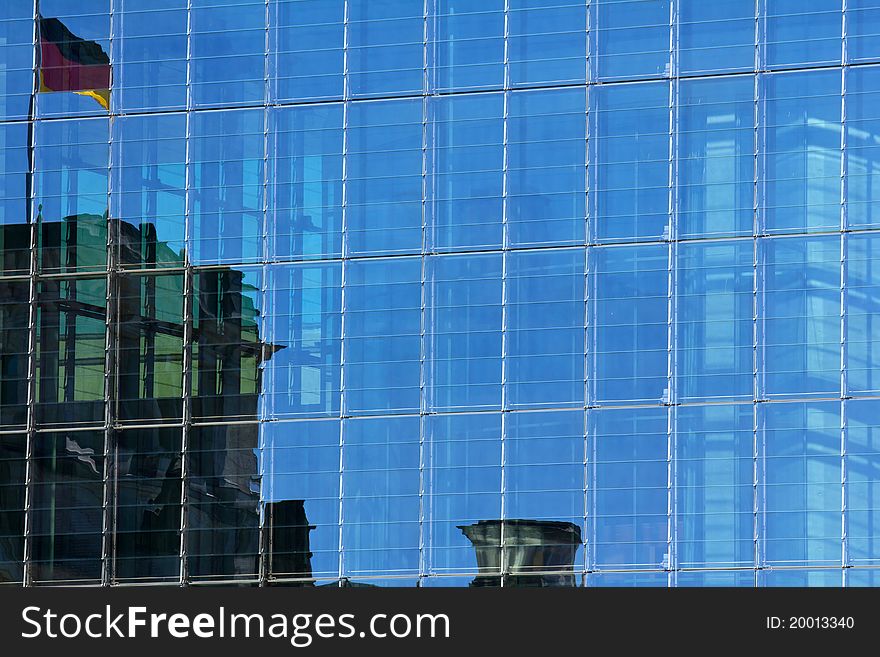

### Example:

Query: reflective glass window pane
xmin=191 ymin=0 xmax=265 ymax=107
xmin=760 ymin=236 xmax=841 ymax=397
xmin=507 ymin=248 xmax=584 ymax=409
xmin=678 ymin=0 xmax=754 ymax=75
xmin=342 ymin=416 xmax=420 ymax=576
xmin=846 ymin=400 xmax=880 ymax=565
xmin=187 ymin=423 xmax=261 ymax=581
xmin=434 ymin=0 xmax=504 ymax=92
xmin=759 ymin=401 xmax=842 ymax=566
xmin=270 ymin=103 xmax=343 ymax=262
xmin=36 ymin=1 xmax=111 ymax=119
xmin=343 ymin=257 xmax=421 ymax=415
xmin=193 ymin=267 xmax=264 ymax=422
xmin=31 ymin=430 xmax=105 ymax=583
xmin=0 ymin=3 xmax=34 ymax=121
xmin=591 ymin=407 xmax=668 ymax=570
xmin=116 ymin=0 xmax=187 ymax=112
xmin=35 ymin=118 xmax=109 ymax=273
xmin=675 ymin=405 xmax=755 ymax=568
xmin=273 ymin=0 xmax=344 ymax=102
xmin=503 ymin=410 xmax=585 ymax=583
xmin=0 ymin=434 xmax=26 ymax=583
xmin=763 ymin=70 xmax=842 ymax=234
xmin=265 ymin=262 xmax=342 ymax=418
xmin=507 ymin=88 xmax=586 ymax=247
xmin=0 ymin=281 xmax=29 ymax=429
xmin=116 ymin=272 xmax=185 ymax=423
xmin=678 ymin=76 xmax=754 ymax=239
xmin=846 ymin=66 xmax=880 ymax=230
xmin=590 ymin=243 xmax=668 ymax=404
xmin=35 ymin=277 xmax=106 ymax=427
xmin=114 ymin=427 xmax=182 ymax=582
xmin=426 ymin=413 xmax=502 ymax=576
xmin=112 ymin=113 xmax=186 ymax=268
xmin=594 ymin=0 xmax=670 ymax=81
xmin=426 ymin=253 xmax=503 ymax=412
xmin=508 ymin=0 xmax=587 ymax=87
xmin=676 ymin=240 xmax=753 ymax=402
xmin=346 ymin=99 xmax=422 ymax=256
xmin=765 ymin=0 xmax=841 ymax=69
xmin=263 ymin=419 xmax=341 ymax=579
xmin=592 ymin=82 xmax=669 ymax=243
xmin=348 ymin=0 xmax=424 ymax=98
xmin=430 ymin=93 xmax=504 ymax=251
xmin=846 ymin=233 xmax=880 ymax=395
xmin=848 ymin=0 xmax=880 ymax=63
xmin=0 ymin=122 xmax=30 ymax=275
xmin=189 ymin=109 xmax=264 ymax=265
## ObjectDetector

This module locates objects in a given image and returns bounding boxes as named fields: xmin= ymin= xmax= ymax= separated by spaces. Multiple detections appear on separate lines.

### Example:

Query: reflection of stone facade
xmin=459 ymin=520 xmax=582 ymax=588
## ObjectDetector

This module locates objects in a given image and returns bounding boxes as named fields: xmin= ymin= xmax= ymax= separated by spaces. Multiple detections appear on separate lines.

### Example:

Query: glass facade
xmin=1 ymin=0 xmax=880 ymax=587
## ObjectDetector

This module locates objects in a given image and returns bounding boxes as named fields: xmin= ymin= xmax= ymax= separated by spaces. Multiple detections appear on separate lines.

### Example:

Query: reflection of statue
xmin=458 ymin=519 xmax=582 ymax=588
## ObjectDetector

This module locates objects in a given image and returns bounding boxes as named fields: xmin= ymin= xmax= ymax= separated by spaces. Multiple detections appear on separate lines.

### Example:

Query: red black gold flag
xmin=38 ymin=16 xmax=111 ymax=110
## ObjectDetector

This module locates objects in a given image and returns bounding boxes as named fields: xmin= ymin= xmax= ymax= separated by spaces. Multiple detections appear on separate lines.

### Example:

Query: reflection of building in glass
xmin=4 ymin=1 xmax=880 ymax=588
xmin=459 ymin=520 xmax=582 ymax=588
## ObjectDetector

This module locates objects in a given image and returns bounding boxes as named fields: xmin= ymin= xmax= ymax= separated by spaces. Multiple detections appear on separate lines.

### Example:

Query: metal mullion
xmin=840 ymin=55 xmax=849 ymax=579
xmin=417 ymin=0 xmax=430 ymax=585
xmin=177 ymin=0 xmax=194 ymax=587
xmin=582 ymin=80 xmax=590 ymax=584
xmin=100 ymin=0 xmax=119 ymax=587
xmin=336 ymin=0 xmax=350 ymax=587
xmin=21 ymin=0 xmax=41 ymax=589
xmin=498 ymin=0 xmax=510 ymax=587
xmin=753 ymin=3 xmax=764 ymax=575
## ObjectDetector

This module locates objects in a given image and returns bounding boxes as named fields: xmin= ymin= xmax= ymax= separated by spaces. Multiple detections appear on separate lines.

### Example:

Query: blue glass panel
xmin=846 ymin=66 xmax=880 ymax=230
xmin=759 ymin=401 xmax=842 ymax=566
xmin=678 ymin=0 xmax=754 ymax=75
xmin=117 ymin=1 xmax=187 ymax=112
xmin=504 ymin=410 xmax=585 ymax=542
xmin=270 ymin=103 xmax=343 ymax=261
xmin=191 ymin=0 xmax=266 ymax=106
xmin=676 ymin=571 xmax=756 ymax=587
xmin=507 ymin=248 xmax=584 ymax=408
xmin=760 ymin=569 xmax=842 ymax=586
xmin=508 ymin=0 xmax=587 ymax=87
xmin=678 ymin=76 xmax=754 ymax=239
xmin=507 ymin=88 xmax=586 ymax=247
xmin=188 ymin=109 xmax=264 ymax=265
xmin=112 ymin=113 xmax=187 ymax=268
xmin=594 ymin=0 xmax=670 ymax=81
xmin=766 ymin=0 xmax=841 ymax=69
xmin=760 ymin=236 xmax=840 ymax=397
xmin=675 ymin=404 xmax=755 ymax=568
xmin=846 ymin=234 xmax=880 ymax=395
xmin=848 ymin=1 xmax=880 ymax=63
xmin=348 ymin=0 xmax=424 ymax=98
xmin=591 ymin=407 xmax=668 ymax=570
xmin=263 ymin=419 xmax=341 ymax=578
xmin=592 ymin=82 xmax=669 ymax=243
xmin=430 ymin=93 xmax=504 ymax=251
xmin=845 ymin=400 xmax=880 ymax=564
xmin=426 ymin=253 xmax=503 ymax=412
xmin=273 ymin=0 xmax=344 ymax=102
xmin=343 ymin=416 xmax=420 ymax=575
xmin=346 ymin=99 xmax=422 ymax=256
xmin=763 ymin=70 xmax=841 ymax=234
xmin=590 ymin=243 xmax=668 ymax=404
xmin=35 ymin=118 xmax=109 ymax=273
xmin=0 ymin=122 xmax=30 ymax=274
xmin=0 ymin=3 xmax=37 ymax=120
xmin=265 ymin=262 xmax=342 ymax=418
xmin=426 ymin=413 xmax=502 ymax=575
xmin=434 ymin=0 xmax=504 ymax=91
xmin=676 ymin=240 xmax=753 ymax=401
xmin=343 ymin=257 xmax=421 ymax=415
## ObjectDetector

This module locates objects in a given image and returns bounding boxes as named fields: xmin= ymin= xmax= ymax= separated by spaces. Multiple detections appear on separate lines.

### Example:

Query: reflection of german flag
xmin=39 ymin=16 xmax=110 ymax=110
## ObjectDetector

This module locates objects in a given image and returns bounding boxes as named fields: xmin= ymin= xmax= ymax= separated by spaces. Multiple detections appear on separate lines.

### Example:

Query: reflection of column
xmin=262 ymin=500 xmax=315 ymax=585
xmin=458 ymin=519 xmax=582 ymax=587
